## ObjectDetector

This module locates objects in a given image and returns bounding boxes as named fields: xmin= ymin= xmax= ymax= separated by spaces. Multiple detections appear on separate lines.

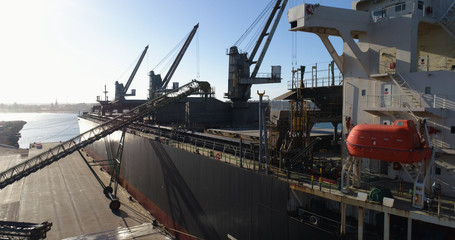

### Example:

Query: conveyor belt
xmin=0 ymin=80 xmax=210 ymax=189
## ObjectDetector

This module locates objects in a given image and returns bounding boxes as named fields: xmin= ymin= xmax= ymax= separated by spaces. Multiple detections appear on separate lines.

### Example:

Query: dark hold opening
xmin=290 ymin=21 xmax=297 ymax=28
xmin=435 ymin=167 xmax=441 ymax=175
xmin=451 ymin=126 xmax=455 ymax=134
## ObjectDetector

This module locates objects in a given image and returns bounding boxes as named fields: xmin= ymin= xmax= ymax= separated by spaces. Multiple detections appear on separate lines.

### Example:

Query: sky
xmin=0 ymin=0 xmax=352 ymax=104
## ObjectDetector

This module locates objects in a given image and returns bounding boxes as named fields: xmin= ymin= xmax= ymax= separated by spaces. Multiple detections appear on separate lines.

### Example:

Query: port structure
xmin=0 ymin=80 xmax=211 ymax=209
xmin=226 ymin=0 xmax=287 ymax=126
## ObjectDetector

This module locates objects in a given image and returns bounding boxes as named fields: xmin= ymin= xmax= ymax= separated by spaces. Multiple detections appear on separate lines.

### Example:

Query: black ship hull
xmin=78 ymin=116 xmax=331 ymax=240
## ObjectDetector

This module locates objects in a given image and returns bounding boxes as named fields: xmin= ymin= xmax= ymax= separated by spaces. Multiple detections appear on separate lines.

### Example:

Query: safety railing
xmin=288 ymin=75 xmax=343 ymax=90
xmin=365 ymin=94 xmax=453 ymax=110
xmin=416 ymin=55 xmax=455 ymax=72
xmin=365 ymin=94 xmax=421 ymax=108
xmin=371 ymin=0 xmax=436 ymax=23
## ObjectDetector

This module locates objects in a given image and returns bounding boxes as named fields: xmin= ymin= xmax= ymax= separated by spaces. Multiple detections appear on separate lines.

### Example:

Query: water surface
xmin=0 ymin=113 xmax=80 ymax=148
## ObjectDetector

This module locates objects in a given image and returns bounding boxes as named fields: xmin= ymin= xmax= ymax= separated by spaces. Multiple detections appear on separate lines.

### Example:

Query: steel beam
xmin=358 ymin=207 xmax=364 ymax=240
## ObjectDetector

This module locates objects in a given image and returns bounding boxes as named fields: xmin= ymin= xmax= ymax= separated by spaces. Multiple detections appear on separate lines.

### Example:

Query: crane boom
xmin=250 ymin=0 xmax=287 ymax=79
xmin=0 ymin=80 xmax=210 ymax=189
xmin=226 ymin=0 xmax=286 ymax=126
xmin=123 ymin=45 xmax=149 ymax=94
xmin=248 ymin=0 xmax=283 ymax=66
xmin=162 ymin=24 xmax=199 ymax=89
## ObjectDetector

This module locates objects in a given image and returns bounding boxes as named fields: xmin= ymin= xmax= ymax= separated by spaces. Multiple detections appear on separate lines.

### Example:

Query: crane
xmin=226 ymin=0 xmax=288 ymax=126
xmin=149 ymin=24 xmax=199 ymax=100
xmin=115 ymin=45 xmax=149 ymax=102
xmin=0 ymin=80 xmax=210 ymax=209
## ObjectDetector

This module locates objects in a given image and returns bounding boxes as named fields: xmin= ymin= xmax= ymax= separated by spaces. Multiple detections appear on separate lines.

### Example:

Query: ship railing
xmin=432 ymin=0 xmax=455 ymax=20
xmin=378 ymin=55 xmax=455 ymax=73
xmin=371 ymin=0 xmax=435 ymax=23
xmin=423 ymin=94 xmax=455 ymax=110
xmin=255 ymin=72 xmax=274 ymax=79
xmin=289 ymin=208 xmax=357 ymax=236
xmin=365 ymin=94 xmax=421 ymax=108
xmin=287 ymin=63 xmax=343 ymax=90
xmin=431 ymin=138 xmax=451 ymax=149
xmin=416 ymin=55 xmax=455 ymax=72
xmin=287 ymin=75 xmax=343 ymax=90
xmin=366 ymin=94 xmax=454 ymax=110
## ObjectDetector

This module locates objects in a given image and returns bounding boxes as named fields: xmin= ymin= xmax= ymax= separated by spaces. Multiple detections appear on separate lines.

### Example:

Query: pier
xmin=0 ymin=143 xmax=171 ymax=239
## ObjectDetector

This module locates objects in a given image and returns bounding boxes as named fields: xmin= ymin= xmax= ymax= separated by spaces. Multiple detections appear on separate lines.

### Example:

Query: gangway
xmin=0 ymin=80 xmax=210 ymax=192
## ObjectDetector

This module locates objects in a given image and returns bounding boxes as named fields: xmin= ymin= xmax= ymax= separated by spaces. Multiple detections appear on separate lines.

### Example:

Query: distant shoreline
xmin=0 ymin=103 xmax=94 ymax=113
xmin=0 ymin=110 xmax=83 ymax=114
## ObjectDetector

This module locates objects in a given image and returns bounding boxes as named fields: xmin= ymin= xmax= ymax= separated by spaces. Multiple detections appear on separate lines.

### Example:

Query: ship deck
xmin=0 ymin=143 xmax=171 ymax=239
xmin=206 ymin=127 xmax=337 ymax=141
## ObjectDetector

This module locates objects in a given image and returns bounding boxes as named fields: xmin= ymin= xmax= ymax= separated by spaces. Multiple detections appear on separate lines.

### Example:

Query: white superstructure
xmin=288 ymin=0 xmax=455 ymax=197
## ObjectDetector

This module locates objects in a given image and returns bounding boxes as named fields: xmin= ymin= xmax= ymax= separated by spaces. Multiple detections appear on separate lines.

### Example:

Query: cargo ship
xmin=74 ymin=0 xmax=455 ymax=239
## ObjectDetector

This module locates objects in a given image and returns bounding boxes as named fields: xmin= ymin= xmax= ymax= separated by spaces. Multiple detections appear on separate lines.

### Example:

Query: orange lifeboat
xmin=345 ymin=120 xmax=431 ymax=164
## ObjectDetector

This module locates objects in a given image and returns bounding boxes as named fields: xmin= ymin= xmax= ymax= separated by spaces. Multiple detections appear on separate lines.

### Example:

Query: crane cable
xmin=196 ymin=30 xmax=200 ymax=80
xmin=151 ymin=31 xmax=190 ymax=75
xmin=233 ymin=0 xmax=275 ymax=51
xmin=115 ymin=52 xmax=142 ymax=84
xmin=292 ymin=32 xmax=298 ymax=68
xmin=244 ymin=7 xmax=273 ymax=54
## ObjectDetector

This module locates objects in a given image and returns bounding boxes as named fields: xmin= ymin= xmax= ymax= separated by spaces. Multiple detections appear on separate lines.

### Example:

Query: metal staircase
xmin=402 ymin=163 xmax=418 ymax=180
xmin=439 ymin=0 xmax=455 ymax=40
xmin=287 ymin=137 xmax=321 ymax=170
xmin=389 ymin=73 xmax=421 ymax=108
xmin=0 ymin=80 xmax=210 ymax=189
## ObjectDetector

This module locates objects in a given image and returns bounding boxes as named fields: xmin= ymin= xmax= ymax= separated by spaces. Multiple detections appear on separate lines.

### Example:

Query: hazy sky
xmin=0 ymin=0 xmax=351 ymax=104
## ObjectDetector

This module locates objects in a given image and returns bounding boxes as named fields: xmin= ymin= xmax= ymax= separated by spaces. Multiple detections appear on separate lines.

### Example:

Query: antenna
xmin=104 ymin=85 xmax=109 ymax=101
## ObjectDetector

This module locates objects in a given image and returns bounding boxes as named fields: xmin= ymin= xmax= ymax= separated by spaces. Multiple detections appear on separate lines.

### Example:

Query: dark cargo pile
xmin=0 ymin=121 xmax=26 ymax=148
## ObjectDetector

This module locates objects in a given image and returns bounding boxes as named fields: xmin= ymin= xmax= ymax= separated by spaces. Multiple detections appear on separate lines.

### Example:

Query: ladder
xmin=287 ymin=137 xmax=321 ymax=169
xmin=0 ymin=80 xmax=210 ymax=189
xmin=389 ymin=73 xmax=421 ymax=108
xmin=439 ymin=0 xmax=455 ymax=40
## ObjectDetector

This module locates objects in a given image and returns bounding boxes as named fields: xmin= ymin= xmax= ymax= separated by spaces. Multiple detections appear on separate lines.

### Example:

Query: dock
xmin=0 ymin=143 xmax=171 ymax=239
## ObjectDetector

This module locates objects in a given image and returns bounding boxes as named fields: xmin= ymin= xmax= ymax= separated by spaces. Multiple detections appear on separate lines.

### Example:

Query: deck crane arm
xmin=0 ymin=80 xmax=210 ymax=189
xmin=227 ymin=0 xmax=287 ymax=102
xmin=248 ymin=0 xmax=287 ymax=78
xmin=227 ymin=0 xmax=287 ymax=126
xmin=115 ymin=45 xmax=149 ymax=101
xmin=124 ymin=45 xmax=149 ymax=95
xmin=161 ymin=24 xmax=199 ymax=89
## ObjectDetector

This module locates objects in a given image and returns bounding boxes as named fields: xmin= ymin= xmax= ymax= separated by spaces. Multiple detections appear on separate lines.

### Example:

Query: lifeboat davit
xmin=345 ymin=120 xmax=431 ymax=164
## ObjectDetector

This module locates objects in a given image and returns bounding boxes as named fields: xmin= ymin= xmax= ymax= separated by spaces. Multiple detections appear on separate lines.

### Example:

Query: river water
xmin=0 ymin=113 xmax=80 ymax=149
